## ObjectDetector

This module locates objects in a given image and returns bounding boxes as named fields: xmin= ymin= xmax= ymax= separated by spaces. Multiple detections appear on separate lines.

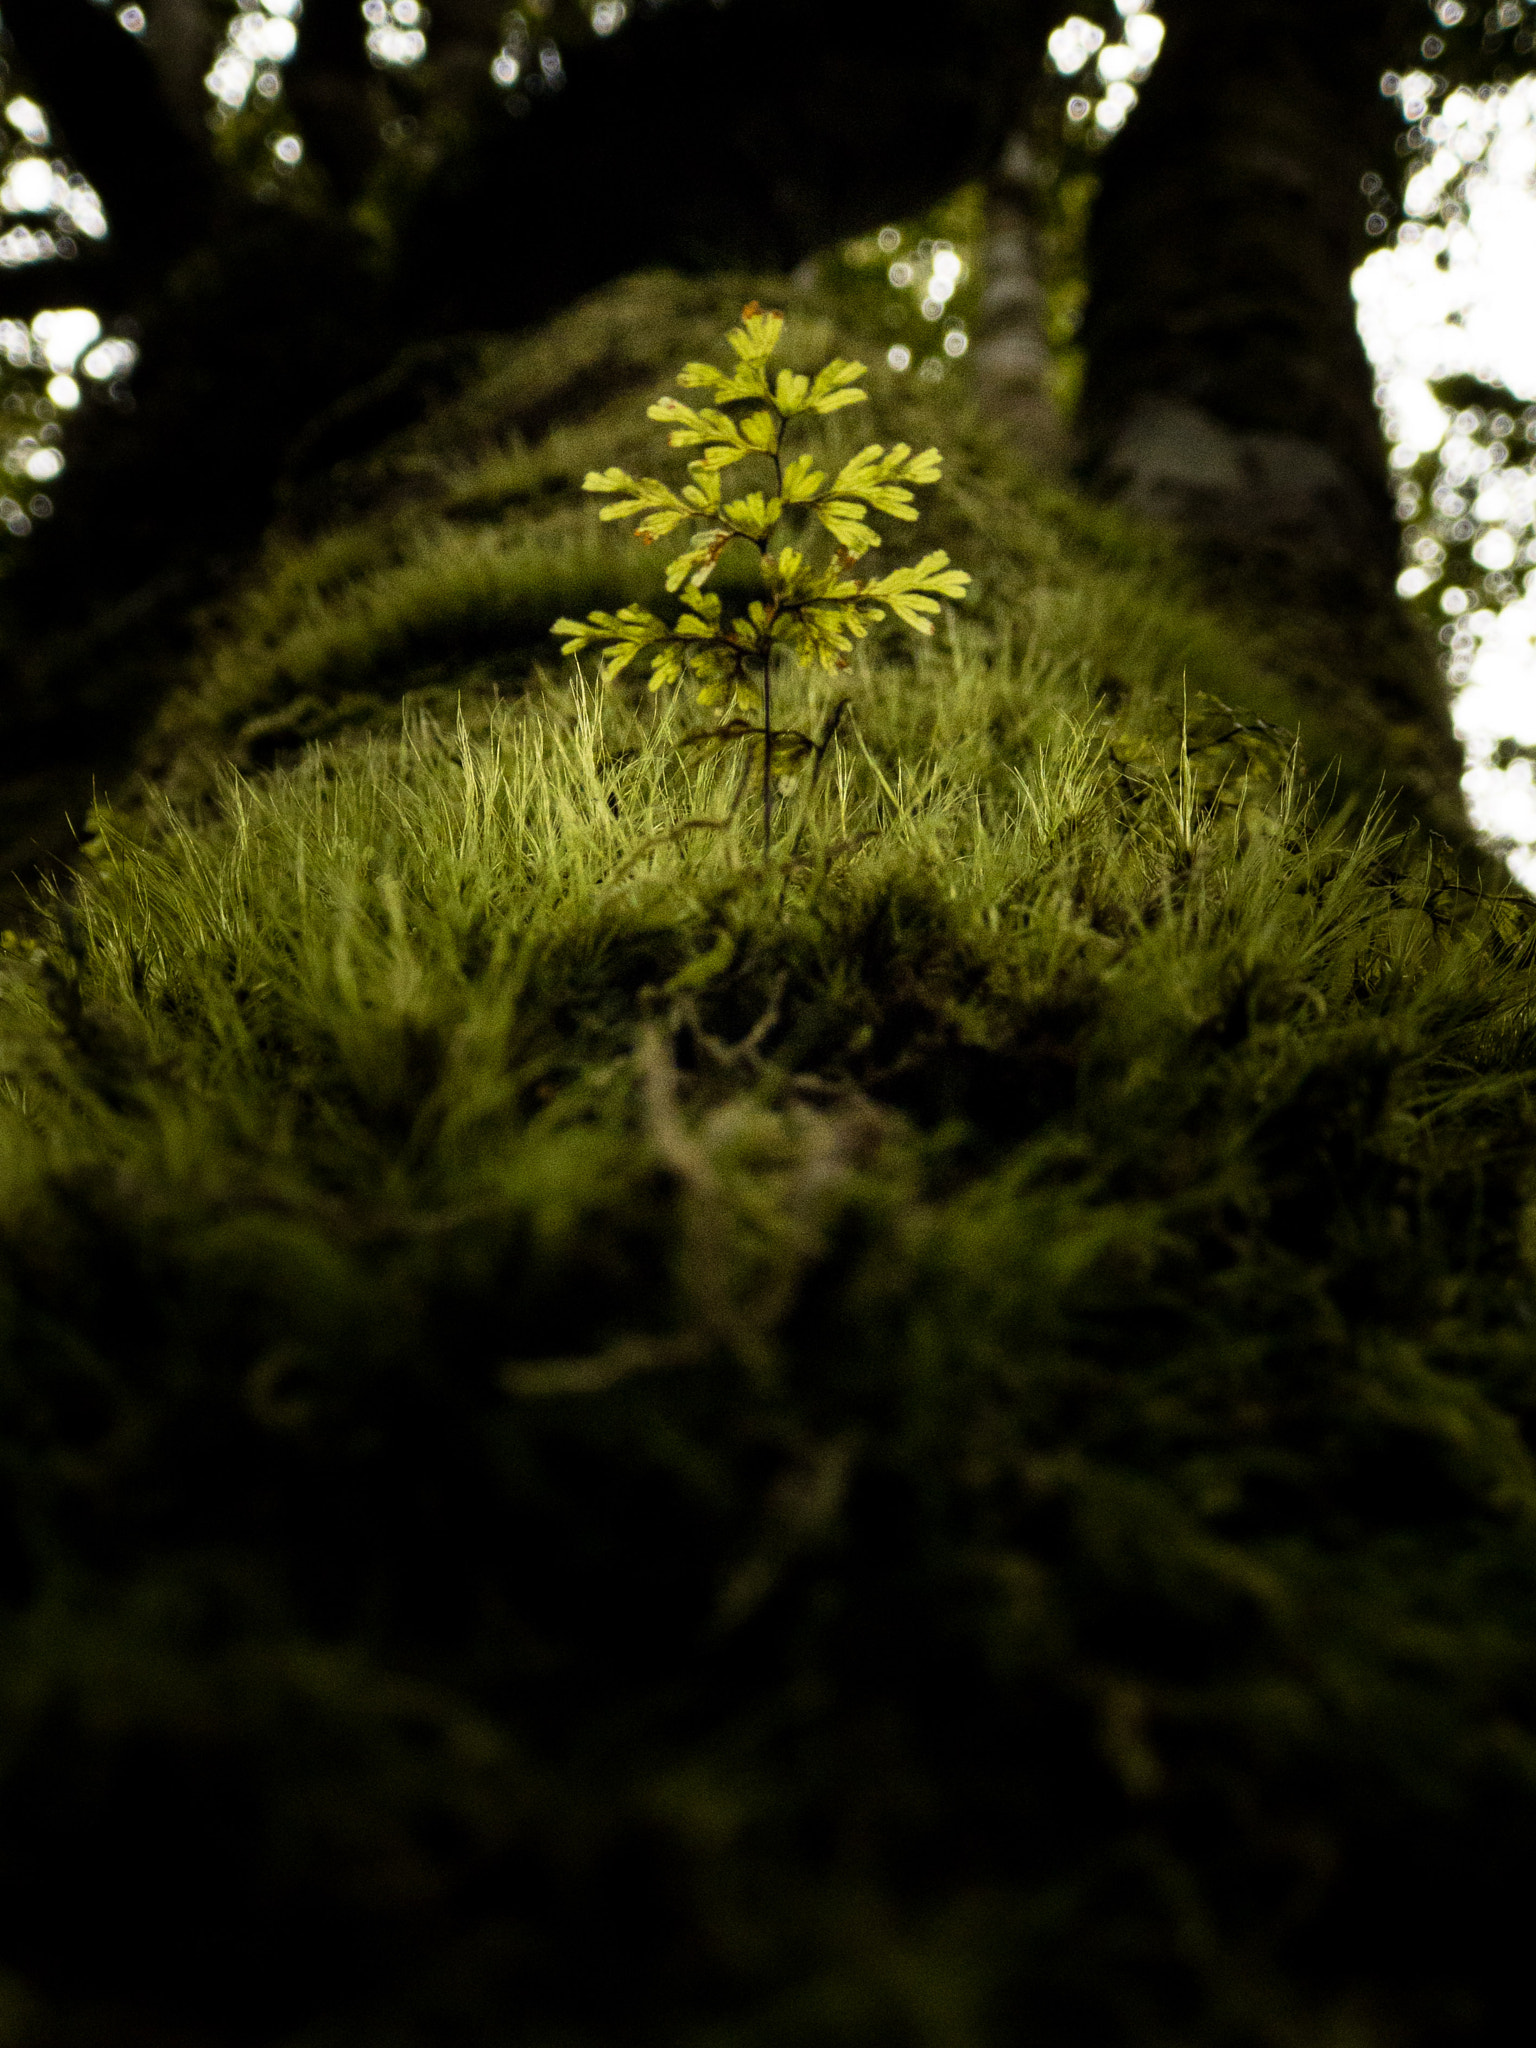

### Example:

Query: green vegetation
xmin=135 ymin=273 xmax=1445 ymax=835
xmin=555 ymin=301 xmax=969 ymax=858
xmin=0 ymin=271 xmax=1527 ymax=2044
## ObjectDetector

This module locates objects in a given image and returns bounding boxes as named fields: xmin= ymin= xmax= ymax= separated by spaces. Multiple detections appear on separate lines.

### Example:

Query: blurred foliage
xmin=1410 ymin=0 xmax=1536 ymax=83
xmin=1392 ymin=386 xmax=1536 ymax=683
xmin=1364 ymin=5 xmax=1536 ymax=667
xmin=805 ymin=186 xmax=985 ymax=394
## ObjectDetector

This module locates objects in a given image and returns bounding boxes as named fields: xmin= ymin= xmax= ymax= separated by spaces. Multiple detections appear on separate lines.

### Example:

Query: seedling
xmin=554 ymin=303 xmax=970 ymax=858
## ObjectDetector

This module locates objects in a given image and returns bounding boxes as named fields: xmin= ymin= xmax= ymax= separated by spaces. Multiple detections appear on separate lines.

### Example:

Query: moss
xmin=0 ymin=577 xmax=1529 ymax=2041
xmin=0 ymin=269 xmax=1518 ymax=2045
xmin=137 ymin=271 xmax=1456 ymax=840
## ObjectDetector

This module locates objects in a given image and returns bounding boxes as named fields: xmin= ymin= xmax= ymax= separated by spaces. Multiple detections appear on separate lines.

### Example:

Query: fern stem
xmin=761 ymin=648 xmax=774 ymax=863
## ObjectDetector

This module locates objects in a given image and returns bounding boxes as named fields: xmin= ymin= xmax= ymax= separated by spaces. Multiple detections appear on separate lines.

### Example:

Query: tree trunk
xmin=1072 ymin=0 xmax=1466 ymax=829
xmin=972 ymin=117 xmax=1070 ymax=476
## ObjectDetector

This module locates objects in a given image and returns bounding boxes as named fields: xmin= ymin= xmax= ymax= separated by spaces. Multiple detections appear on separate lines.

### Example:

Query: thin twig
xmin=605 ymin=815 xmax=730 ymax=885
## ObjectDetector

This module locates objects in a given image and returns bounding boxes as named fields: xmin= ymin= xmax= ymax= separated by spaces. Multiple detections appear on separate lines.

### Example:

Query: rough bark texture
xmin=1079 ymin=0 xmax=1405 ymax=570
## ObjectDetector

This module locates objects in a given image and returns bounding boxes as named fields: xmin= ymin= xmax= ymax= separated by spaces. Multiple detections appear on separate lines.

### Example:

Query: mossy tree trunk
xmin=0 ymin=0 xmax=1481 ymax=876
xmin=1071 ymin=0 xmax=1465 ymax=828
xmin=0 ymin=0 xmax=1051 ymax=888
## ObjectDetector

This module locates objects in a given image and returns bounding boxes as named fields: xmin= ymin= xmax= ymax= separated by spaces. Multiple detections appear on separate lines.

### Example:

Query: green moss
xmin=0 ymin=579 xmax=1531 ymax=2041
xmin=140 ymin=271 xmax=1448 ymax=838
xmin=0 ymin=267 xmax=1517 ymax=2045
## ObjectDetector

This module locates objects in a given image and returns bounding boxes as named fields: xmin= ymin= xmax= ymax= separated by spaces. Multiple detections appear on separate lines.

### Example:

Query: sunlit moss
xmin=134 ymin=269 xmax=1446 ymax=841
xmin=1 ymin=580 xmax=1535 ymax=2041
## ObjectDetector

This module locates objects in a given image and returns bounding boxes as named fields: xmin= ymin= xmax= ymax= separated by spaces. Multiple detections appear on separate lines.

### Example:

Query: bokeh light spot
xmin=30 ymin=309 xmax=101 ymax=374
xmin=1 ymin=158 xmax=56 ymax=216
xmin=81 ymin=339 xmax=138 ymax=382
xmin=3 ymin=100 xmax=48 ymax=147
xmin=1047 ymin=17 xmax=1106 ymax=77
xmin=1356 ymin=71 xmax=1536 ymax=874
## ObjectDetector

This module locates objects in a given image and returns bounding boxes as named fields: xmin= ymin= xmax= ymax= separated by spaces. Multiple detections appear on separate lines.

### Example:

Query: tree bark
xmin=1075 ymin=0 xmax=1465 ymax=826
xmin=1078 ymin=0 xmax=1409 ymax=578
xmin=971 ymin=118 xmax=1070 ymax=476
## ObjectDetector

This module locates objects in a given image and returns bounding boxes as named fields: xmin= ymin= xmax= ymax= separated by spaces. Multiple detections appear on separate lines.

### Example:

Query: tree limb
xmin=142 ymin=0 xmax=222 ymax=145
xmin=282 ymin=0 xmax=388 ymax=200
xmin=387 ymin=0 xmax=1053 ymax=332
xmin=0 ymin=248 xmax=139 ymax=325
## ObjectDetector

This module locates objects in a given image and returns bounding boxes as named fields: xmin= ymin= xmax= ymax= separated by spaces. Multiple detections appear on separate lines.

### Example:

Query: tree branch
xmin=282 ymin=0 xmax=387 ymax=200
xmin=387 ymin=0 xmax=1053 ymax=333
xmin=141 ymin=0 xmax=223 ymax=147
xmin=0 ymin=247 xmax=140 ymax=325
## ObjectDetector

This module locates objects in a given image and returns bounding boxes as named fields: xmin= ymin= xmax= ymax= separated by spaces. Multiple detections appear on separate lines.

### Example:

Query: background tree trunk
xmin=1071 ymin=0 xmax=1464 ymax=825
xmin=972 ymin=116 xmax=1071 ymax=476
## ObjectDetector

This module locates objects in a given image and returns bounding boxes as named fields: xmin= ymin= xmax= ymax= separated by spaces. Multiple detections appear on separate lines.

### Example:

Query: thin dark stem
xmin=757 ymin=402 xmax=791 ymax=866
xmin=761 ymin=648 xmax=774 ymax=865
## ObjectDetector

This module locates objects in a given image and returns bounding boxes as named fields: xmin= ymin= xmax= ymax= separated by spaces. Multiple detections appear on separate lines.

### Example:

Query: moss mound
xmin=137 ymin=271 xmax=1451 ymax=834
xmin=0 ymin=275 xmax=1525 ymax=2045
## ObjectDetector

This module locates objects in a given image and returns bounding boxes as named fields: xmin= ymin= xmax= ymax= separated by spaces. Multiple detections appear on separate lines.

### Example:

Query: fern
xmin=554 ymin=303 xmax=970 ymax=857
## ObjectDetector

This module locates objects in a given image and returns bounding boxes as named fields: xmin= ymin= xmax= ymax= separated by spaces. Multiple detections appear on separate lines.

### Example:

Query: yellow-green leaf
xmin=646 ymin=641 xmax=688 ymax=692
xmin=806 ymin=358 xmax=868 ymax=413
xmin=860 ymin=484 xmax=919 ymax=520
xmin=780 ymin=454 xmax=826 ymax=503
xmin=676 ymin=361 xmax=731 ymax=393
xmin=739 ymin=410 xmax=780 ymax=452
xmin=664 ymin=529 xmax=732 ymax=592
xmin=602 ymin=639 xmax=647 ymax=679
xmin=646 ymin=395 xmax=711 ymax=434
xmin=774 ymin=368 xmax=811 ymax=414
xmin=810 ymin=386 xmax=868 ymax=415
xmin=681 ymin=464 xmax=723 ymax=511
xmin=862 ymin=550 xmax=972 ymax=630
xmin=815 ymin=500 xmax=882 ymax=556
xmin=728 ymin=303 xmax=785 ymax=362
xmin=723 ymin=491 xmax=783 ymax=539
xmin=635 ymin=508 xmax=688 ymax=542
xmin=552 ymin=614 xmax=601 ymax=653
xmin=900 ymin=446 xmax=944 ymax=484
